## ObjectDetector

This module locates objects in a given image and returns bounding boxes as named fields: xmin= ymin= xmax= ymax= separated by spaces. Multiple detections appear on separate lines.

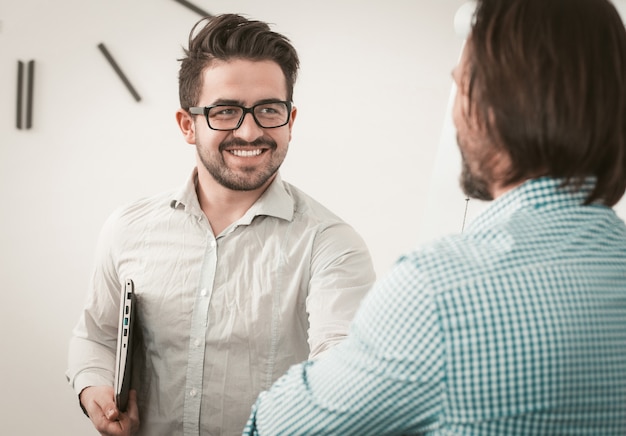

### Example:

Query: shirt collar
xmin=241 ymin=172 xmax=295 ymax=223
xmin=468 ymin=177 xmax=598 ymax=233
xmin=169 ymin=168 xmax=294 ymax=223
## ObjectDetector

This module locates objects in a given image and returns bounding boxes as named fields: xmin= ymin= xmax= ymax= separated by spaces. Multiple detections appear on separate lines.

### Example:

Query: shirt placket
xmin=183 ymin=233 xmax=217 ymax=435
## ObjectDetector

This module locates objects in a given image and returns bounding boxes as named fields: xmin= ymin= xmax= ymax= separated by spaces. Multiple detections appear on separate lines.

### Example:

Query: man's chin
xmin=220 ymin=170 xmax=278 ymax=192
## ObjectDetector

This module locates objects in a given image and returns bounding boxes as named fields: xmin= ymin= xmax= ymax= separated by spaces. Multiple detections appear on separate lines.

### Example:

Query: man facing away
xmin=244 ymin=0 xmax=626 ymax=434
xmin=66 ymin=14 xmax=375 ymax=436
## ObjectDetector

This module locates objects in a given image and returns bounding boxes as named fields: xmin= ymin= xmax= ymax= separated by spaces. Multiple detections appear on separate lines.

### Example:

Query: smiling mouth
xmin=228 ymin=149 xmax=265 ymax=157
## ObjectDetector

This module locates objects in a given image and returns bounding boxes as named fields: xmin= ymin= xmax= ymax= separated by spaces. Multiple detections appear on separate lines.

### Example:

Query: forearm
xmin=67 ymin=334 xmax=116 ymax=395
xmin=247 ymin=345 xmax=424 ymax=435
xmin=66 ymin=301 xmax=118 ymax=395
xmin=247 ymin=260 xmax=445 ymax=435
xmin=306 ymin=282 xmax=373 ymax=358
xmin=307 ymin=224 xmax=376 ymax=358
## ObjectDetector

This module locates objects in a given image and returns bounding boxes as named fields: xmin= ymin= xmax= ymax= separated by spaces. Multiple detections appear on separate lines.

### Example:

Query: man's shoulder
xmin=280 ymin=181 xmax=345 ymax=224
xmin=105 ymin=188 xmax=179 ymax=229
xmin=401 ymin=229 xmax=514 ymax=296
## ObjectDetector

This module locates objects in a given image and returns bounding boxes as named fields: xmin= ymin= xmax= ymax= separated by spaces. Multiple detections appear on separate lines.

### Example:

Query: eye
xmin=209 ymin=106 xmax=241 ymax=119
xmin=256 ymin=102 xmax=287 ymax=117
xmin=217 ymin=107 xmax=237 ymax=116
xmin=259 ymin=107 xmax=278 ymax=114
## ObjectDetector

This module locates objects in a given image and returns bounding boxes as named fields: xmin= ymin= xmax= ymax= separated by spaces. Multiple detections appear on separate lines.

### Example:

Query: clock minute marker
xmin=97 ymin=43 xmax=142 ymax=102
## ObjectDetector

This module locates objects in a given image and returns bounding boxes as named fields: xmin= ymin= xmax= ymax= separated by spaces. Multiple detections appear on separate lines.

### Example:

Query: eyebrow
xmin=208 ymin=98 xmax=287 ymax=106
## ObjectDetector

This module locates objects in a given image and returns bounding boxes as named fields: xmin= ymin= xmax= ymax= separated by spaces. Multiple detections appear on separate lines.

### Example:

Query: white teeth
xmin=229 ymin=149 xmax=263 ymax=157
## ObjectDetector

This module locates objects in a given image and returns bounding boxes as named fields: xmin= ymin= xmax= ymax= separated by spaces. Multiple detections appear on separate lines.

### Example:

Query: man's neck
xmin=491 ymin=179 xmax=525 ymax=200
xmin=195 ymin=167 xmax=275 ymax=236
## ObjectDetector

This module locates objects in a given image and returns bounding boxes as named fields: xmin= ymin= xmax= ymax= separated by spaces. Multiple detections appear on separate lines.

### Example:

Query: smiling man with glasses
xmin=66 ymin=14 xmax=376 ymax=436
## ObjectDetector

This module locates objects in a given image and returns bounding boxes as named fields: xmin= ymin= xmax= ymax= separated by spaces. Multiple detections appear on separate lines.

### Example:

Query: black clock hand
xmin=97 ymin=43 xmax=142 ymax=102
xmin=173 ymin=0 xmax=212 ymax=17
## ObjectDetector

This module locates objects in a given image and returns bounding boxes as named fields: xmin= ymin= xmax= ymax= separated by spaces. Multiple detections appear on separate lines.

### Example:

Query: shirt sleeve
xmin=305 ymin=221 xmax=376 ymax=358
xmin=65 ymin=210 xmax=124 ymax=396
xmin=245 ymin=256 xmax=445 ymax=435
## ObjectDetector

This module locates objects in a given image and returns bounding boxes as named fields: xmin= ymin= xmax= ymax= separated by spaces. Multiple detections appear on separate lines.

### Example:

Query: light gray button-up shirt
xmin=66 ymin=169 xmax=376 ymax=436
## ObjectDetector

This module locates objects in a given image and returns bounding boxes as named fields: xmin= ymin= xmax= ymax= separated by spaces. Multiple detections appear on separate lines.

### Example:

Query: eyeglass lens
xmin=208 ymin=102 xmax=289 ymax=130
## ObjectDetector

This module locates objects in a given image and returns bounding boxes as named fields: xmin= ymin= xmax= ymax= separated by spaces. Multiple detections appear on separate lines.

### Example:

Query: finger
xmin=125 ymin=390 xmax=141 ymax=433
xmin=83 ymin=386 xmax=118 ymax=422
xmin=90 ymin=410 xmax=125 ymax=436
xmin=95 ymin=419 xmax=126 ymax=436
xmin=96 ymin=398 xmax=120 ymax=422
xmin=81 ymin=386 xmax=127 ymax=435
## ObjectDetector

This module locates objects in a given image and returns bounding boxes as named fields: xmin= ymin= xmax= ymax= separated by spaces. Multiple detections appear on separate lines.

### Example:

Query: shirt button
xmin=200 ymin=288 xmax=207 ymax=297
xmin=190 ymin=389 xmax=197 ymax=397
xmin=211 ymin=240 xmax=217 ymax=248
xmin=194 ymin=338 xmax=201 ymax=347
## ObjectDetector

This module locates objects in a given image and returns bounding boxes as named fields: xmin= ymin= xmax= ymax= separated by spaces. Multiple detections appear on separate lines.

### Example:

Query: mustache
xmin=219 ymin=137 xmax=277 ymax=151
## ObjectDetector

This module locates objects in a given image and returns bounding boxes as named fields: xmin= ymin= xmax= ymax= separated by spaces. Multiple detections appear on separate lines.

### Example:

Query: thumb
xmin=127 ymin=389 xmax=139 ymax=415
xmin=126 ymin=389 xmax=141 ymax=432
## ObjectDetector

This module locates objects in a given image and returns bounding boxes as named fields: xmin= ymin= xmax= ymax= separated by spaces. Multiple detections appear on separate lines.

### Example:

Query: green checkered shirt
xmin=245 ymin=177 xmax=626 ymax=435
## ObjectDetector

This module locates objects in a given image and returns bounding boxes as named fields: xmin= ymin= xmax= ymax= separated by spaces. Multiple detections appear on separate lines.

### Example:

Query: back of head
xmin=468 ymin=0 xmax=626 ymax=206
xmin=178 ymin=13 xmax=299 ymax=110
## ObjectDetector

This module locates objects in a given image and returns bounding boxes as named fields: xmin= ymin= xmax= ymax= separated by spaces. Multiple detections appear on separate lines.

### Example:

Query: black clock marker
xmin=26 ymin=60 xmax=35 ymax=129
xmin=97 ymin=43 xmax=142 ymax=102
xmin=16 ymin=59 xmax=35 ymax=130
xmin=16 ymin=61 xmax=23 ymax=129
xmin=173 ymin=0 xmax=212 ymax=17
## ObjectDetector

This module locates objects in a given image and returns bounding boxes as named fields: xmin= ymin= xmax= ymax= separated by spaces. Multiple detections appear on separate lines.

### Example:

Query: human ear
xmin=175 ymin=108 xmax=196 ymax=144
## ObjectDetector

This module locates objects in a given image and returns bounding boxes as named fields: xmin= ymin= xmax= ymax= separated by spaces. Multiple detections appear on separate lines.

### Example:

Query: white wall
xmin=0 ymin=1 xmax=465 ymax=434
xmin=2 ymin=1 xmax=624 ymax=434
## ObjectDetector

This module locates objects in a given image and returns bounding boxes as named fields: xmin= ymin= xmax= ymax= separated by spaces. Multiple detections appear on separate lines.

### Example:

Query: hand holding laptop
xmin=114 ymin=279 xmax=137 ymax=412
xmin=78 ymin=279 xmax=140 ymax=434
xmin=78 ymin=385 xmax=140 ymax=434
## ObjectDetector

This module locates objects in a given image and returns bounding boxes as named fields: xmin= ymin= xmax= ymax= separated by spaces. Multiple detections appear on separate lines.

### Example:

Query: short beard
xmin=460 ymin=156 xmax=493 ymax=201
xmin=199 ymin=137 xmax=282 ymax=191
xmin=207 ymin=161 xmax=279 ymax=191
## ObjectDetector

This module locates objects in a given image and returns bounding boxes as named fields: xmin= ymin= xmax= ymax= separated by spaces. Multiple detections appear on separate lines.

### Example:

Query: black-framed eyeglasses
xmin=189 ymin=101 xmax=292 ymax=131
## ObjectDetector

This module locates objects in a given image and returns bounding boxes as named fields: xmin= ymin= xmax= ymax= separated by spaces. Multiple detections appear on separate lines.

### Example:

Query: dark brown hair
xmin=468 ymin=0 xmax=626 ymax=205
xmin=178 ymin=14 xmax=299 ymax=110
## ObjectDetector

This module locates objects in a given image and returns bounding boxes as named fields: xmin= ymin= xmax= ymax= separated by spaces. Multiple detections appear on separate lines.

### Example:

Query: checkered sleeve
xmin=243 ymin=178 xmax=626 ymax=435
xmin=243 ymin=256 xmax=445 ymax=435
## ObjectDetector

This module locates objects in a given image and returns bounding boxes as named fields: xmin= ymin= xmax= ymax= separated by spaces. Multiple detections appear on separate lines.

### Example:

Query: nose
xmin=232 ymin=112 xmax=264 ymax=142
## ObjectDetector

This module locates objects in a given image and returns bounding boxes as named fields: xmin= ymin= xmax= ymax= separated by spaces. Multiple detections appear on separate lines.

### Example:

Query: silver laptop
xmin=113 ymin=278 xmax=136 ymax=412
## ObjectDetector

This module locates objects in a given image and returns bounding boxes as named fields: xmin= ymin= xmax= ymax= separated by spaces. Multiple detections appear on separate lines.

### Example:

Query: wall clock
xmin=9 ymin=0 xmax=212 ymax=130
